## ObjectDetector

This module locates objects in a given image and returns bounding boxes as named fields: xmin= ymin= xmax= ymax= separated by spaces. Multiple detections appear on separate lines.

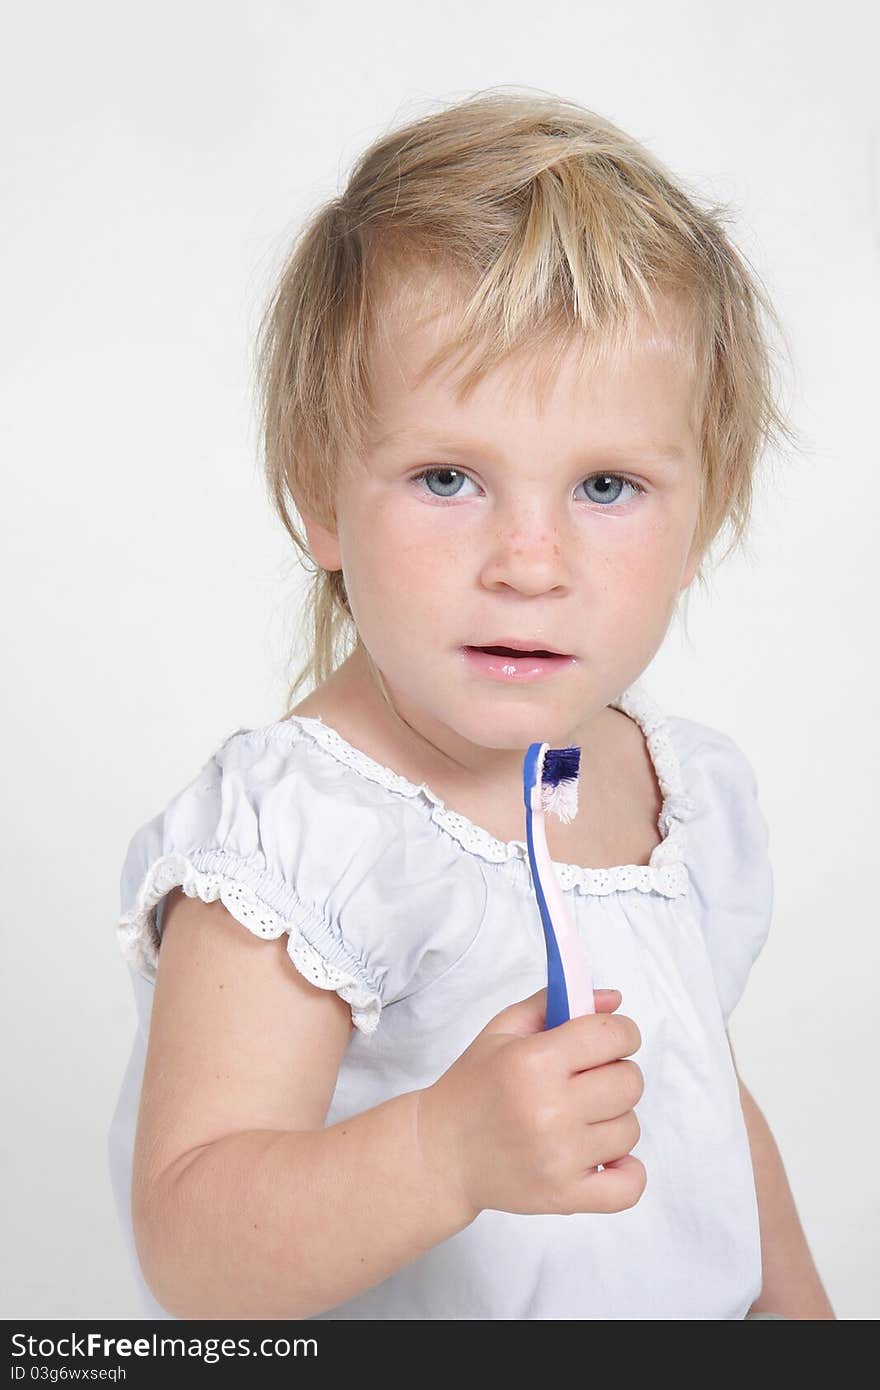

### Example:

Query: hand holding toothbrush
xmin=415 ymin=738 xmax=645 ymax=1222
xmin=415 ymin=986 xmax=646 ymax=1221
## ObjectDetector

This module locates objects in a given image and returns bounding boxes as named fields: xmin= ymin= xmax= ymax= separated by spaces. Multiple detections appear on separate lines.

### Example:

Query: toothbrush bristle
xmin=539 ymin=745 xmax=581 ymax=824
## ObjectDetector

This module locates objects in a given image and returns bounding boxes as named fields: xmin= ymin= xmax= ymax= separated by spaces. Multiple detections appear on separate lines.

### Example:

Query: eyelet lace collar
xmin=252 ymin=681 xmax=697 ymax=898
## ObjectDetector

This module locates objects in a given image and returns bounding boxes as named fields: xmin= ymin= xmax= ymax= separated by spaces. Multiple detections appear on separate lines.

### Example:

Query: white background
xmin=2 ymin=0 xmax=877 ymax=1319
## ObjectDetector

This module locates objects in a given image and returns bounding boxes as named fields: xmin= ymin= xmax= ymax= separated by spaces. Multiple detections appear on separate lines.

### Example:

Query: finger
xmin=573 ymin=1058 xmax=644 ymax=1122
xmin=549 ymin=1010 xmax=642 ymax=1074
xmin=572 ymin=1154 xmax=647 ymax=1215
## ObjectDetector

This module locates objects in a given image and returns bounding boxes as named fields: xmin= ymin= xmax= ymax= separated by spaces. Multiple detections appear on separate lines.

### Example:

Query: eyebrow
xmin=371 ymin=426 xmax=688 ymax=465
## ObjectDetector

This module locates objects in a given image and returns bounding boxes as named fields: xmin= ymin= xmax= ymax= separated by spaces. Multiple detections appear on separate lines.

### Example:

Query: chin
xmin=443 ymin=702 xmax=576 ymax=747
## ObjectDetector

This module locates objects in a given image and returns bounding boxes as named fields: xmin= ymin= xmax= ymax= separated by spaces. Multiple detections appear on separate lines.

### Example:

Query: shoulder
xmin=663 ymin=712 xmax=774 ymax=1019
xmin=665 ymin=711 xmax=755 ymax=771
xmin=664 ymin=713 xmax=763 ymax=814
xmin=116 ymin=719 xmax=486 ymax=1034
xmin=661 ymin=713 xmax=769 ymax=868
xmin=123 ymin=717 xmax=441 ymax=862
xmin=118 ymin=717 xmax=458 ymax=921
xmin=612 ymin=685 xmax=761 ymax=825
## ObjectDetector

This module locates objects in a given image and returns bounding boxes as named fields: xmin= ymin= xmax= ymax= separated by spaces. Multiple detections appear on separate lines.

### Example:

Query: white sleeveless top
xmin=109 ymin=682 xmax=773 ymax=1320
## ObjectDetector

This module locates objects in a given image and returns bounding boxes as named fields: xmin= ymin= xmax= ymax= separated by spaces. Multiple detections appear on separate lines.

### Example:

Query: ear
xmin=299 ymin=506 xmax=342 ymax=573
xmin=679 ymin=536 xmax=703 ymax=591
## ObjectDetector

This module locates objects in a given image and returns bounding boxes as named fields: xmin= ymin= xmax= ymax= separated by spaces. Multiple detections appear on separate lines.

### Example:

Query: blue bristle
xmin=542 ymin=745 xmax=581 ymax=785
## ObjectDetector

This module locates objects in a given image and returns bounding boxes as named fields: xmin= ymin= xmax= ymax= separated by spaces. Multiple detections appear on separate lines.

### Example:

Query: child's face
xmin=304 ymin=281 xmax=704 ymax=758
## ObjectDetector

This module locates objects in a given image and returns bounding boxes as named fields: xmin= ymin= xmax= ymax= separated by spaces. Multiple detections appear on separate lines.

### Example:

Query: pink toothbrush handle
xmin=531 ymin=809 xmax=595 ymax=1016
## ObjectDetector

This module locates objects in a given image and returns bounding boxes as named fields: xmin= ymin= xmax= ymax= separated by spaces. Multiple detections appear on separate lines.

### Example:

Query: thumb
xmin=486 ymin=987 xmax=622 ymax=1037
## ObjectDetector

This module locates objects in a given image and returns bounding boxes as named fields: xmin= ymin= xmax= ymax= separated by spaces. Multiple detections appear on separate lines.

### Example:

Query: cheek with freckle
xmin=338 ymin=505 xmax=469 ymax=651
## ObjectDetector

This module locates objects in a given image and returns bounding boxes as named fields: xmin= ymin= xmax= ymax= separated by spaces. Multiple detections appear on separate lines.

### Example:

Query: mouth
xmin=465 ymin=642 xmax=572 ymax=658
xmin=461 ymin=643 xmax=575 ymax=682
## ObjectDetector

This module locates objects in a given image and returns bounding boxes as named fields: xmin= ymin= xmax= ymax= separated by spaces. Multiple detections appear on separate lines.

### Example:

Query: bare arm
xmin=143 ymin=1099 xmax=475 ymax=1320
xmin=728 ymin=1033 xmax=836 ymax=1320
xmin=133 ymin=889 xmax=476 ymax=1320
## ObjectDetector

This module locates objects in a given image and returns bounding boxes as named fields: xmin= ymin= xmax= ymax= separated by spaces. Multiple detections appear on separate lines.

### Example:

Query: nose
xmin=478 ymin=513 xmax=574 ymax=595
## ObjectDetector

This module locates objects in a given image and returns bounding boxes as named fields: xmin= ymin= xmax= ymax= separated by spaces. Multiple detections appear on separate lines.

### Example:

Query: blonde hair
xmin=253 ymin=86 xmax=800 ymax=709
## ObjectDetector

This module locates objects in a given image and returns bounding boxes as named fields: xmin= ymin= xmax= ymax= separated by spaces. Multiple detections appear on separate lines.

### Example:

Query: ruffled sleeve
xmin=116 ymin=724 xmax=487 ymax=1038
xmin=668 ymin=718 xmax=774 ymax=1025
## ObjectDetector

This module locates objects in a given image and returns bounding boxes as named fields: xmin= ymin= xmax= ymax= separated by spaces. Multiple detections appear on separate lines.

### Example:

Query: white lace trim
xmin=116 ymin=851 xmax=382 ymax=1035
xmin=257 ymin=680 xmax=697 ymax=899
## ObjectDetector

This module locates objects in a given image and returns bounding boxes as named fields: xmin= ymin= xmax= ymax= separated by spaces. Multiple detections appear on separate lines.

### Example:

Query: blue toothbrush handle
xmin=525 ymin=800 xmax=571 ymax=1029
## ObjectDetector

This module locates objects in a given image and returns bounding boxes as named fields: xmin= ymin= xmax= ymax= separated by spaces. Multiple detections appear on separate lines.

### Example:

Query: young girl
xmin=109 ymin=89 xmax=834 ymax=1321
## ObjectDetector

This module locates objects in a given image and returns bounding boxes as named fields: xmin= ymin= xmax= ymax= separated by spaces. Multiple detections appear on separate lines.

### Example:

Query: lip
xmin=468 ymin=638 xmax=573 ymax=657
xmin=461 ymin=646 xmax=576 ymax=683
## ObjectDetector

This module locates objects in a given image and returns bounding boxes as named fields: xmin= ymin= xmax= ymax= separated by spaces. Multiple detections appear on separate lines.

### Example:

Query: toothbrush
xmin=523 ymin=742 xmax=596 ymax=1030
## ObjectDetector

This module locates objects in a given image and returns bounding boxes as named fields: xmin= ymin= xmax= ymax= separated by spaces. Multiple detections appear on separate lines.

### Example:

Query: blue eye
xmin=413 ymin=467 xmax=474 ymax=499
xmin=411 ymin=467 xmax=645 ymax=506
xmin=579 ymin=474 xmax=642 ymax=505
